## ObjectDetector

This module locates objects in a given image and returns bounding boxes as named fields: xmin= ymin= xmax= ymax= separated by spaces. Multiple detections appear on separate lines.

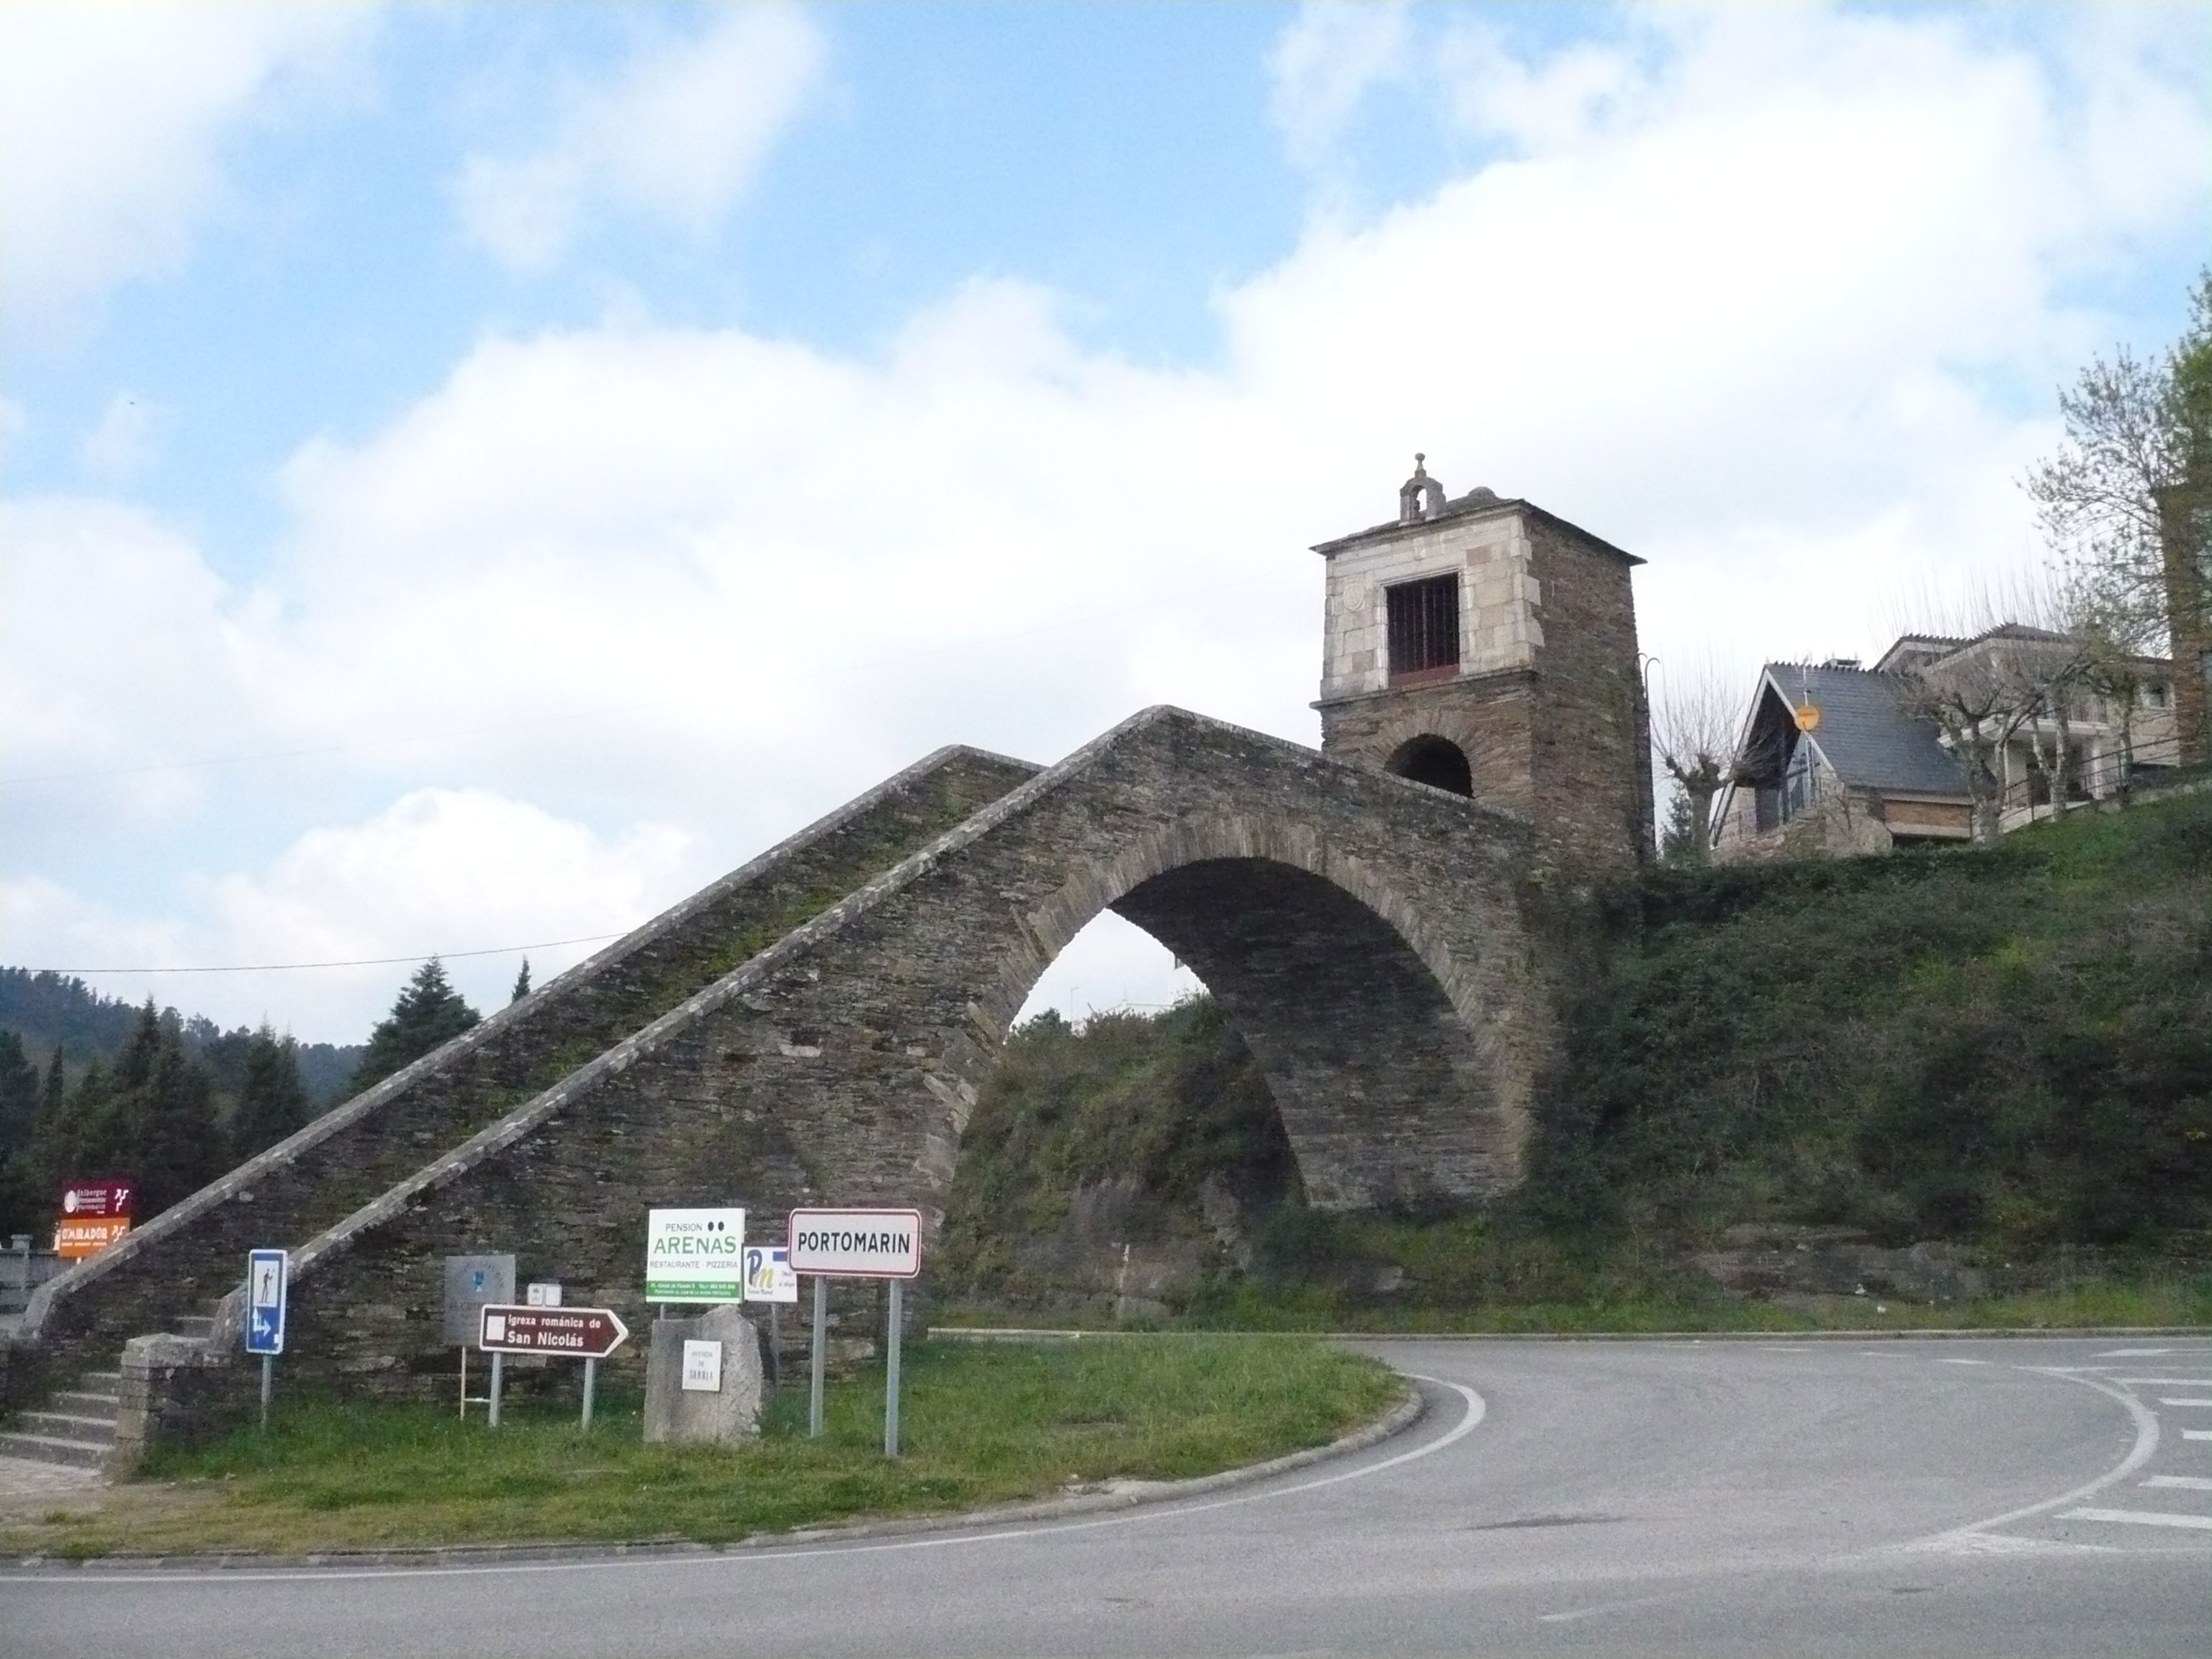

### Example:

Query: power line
xmin=17 ymin=932 xmax=626 ymax=976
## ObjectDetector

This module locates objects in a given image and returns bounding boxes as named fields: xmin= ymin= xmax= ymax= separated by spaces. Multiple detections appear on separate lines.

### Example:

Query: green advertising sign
xmin=644 ymin=1207 xmax=746 ymax=1303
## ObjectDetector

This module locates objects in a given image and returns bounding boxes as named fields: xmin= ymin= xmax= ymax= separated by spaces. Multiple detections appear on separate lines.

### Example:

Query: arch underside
xmin=1107 ymin=858 xmax=1514 ymax=1210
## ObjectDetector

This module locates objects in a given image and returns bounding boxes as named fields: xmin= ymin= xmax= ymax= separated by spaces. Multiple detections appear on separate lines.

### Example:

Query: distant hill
xmin=0 ymin=968 xmax=364 ymax=1108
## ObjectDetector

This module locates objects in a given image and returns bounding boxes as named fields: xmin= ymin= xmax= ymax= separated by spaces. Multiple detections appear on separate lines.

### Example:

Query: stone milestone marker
xmin=644 ymin=1303 xmax=765 ymax=1444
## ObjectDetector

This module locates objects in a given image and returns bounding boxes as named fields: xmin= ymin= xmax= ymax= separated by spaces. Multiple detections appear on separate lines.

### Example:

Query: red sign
xmin=55 ymin=1181 xmax=135 ymax=1259
xmin=59 ymin=1179 xmax=135 ymax=1219
xmin=55 ymin=1217 xmax=130 ymax=1259
xmin=477 ymin=1303 xmax=629 ymax=1359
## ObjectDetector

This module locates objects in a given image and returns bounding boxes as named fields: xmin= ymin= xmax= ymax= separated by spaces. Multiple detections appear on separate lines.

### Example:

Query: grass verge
xmin=0 ymin=1336 xmax=1398 ymax=1559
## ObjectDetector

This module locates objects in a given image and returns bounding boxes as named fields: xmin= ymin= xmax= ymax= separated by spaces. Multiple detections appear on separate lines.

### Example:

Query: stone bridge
xmin=8 ymin=707 xmax=1553 ymax=1452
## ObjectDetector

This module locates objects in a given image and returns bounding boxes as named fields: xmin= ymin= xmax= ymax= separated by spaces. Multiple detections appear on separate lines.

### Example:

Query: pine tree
xmin=1659 ymin=788 xmax=1705 ymax=866
xmin=30 ymin=1052 xmax=69 ymax=1198
xmin=511 ymin=958 xmax=532 ymax=1004
xmin=351 ymin=958 xmax=480 ymax=1093
xmin=0 ymin=1032 xmax=41 ymax=1236
xmin=135 ymin=1037 xmax=224 ymax=1217
xmin=231 ymin=1027 xmax=310 ymax=1164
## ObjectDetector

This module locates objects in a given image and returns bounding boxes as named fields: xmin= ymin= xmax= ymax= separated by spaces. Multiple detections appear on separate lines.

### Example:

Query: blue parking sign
xmin=246 ymin=1248 xmax=287 ymax=1356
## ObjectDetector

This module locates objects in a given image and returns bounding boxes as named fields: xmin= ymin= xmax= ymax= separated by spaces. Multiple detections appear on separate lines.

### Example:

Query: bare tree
xmin=1649 ymin=655 xmax=1742 ymax=866
xmin=2056 ymin=570 xmax=2160 ymax=805
xmin=2024 ymin=346 xmax=2182 ymax=647
xmin=1881 ymin=578 xmax=2072 ymax=845
xmin=2026 ymin=270 xmax=2212 ymax=765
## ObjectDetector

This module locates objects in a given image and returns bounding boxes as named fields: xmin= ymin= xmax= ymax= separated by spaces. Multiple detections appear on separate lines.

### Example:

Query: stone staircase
xmin=1 ymin=1367 xmax=122 ymax=1470
xmin=1 ymin=1314 xmax=215 ymax=1471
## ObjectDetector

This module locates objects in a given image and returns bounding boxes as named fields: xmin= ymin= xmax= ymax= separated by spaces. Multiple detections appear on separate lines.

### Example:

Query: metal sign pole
xmin=488 ymin=1351 xmax=505 ymax=1428
xmin=581 ymin=1356 xmax=597 ymax=1429
xmin=458 ymin=1347 xmax=467 ymax=1419
xmin=809 ymin=1274 xmax=826 ymax=1439
xmin=884 ymin=1277 xmax=902 ymax=1460
xmin=259 ymin=1354 xmax=273 ymax=1434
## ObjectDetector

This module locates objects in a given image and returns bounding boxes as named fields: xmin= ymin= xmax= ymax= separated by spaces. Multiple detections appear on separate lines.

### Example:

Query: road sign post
xmin=788 ymin=1208 xmax=922 ymax=1458
xmin=245 ymin=1248 xmax=288 ymax=1433
xmin=477 ymin=1303 xmax=631 ymax=1429
xmin=809 ymin=1274 xmax=826 ymax=1438
xmin=885 ymin=1278 xmax=903 ymax=1457
xmin=742 ymin=1244 xmax=798 ymax=1389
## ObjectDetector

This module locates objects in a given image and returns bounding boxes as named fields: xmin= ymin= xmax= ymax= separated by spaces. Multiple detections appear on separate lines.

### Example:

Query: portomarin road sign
xmin=787 ymin=1208 xmax=922 ymax=1278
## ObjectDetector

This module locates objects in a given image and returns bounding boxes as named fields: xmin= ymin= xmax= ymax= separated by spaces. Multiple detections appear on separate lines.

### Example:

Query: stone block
xmin=644 ymin=1305 xmax=765 ymax=1445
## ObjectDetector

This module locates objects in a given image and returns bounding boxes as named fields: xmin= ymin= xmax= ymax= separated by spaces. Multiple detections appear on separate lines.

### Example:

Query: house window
xmin=2145 ymin=682 xmax=2170 ymax=710
xmin=1385 ymin=575 xmax=1460 ymax=683
xmin=1782 ymin=745 xmax=1819 ymax=820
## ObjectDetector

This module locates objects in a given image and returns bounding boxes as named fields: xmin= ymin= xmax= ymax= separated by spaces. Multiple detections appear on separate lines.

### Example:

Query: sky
xmin=2 ymin=1 xmax=2207 ymax=1045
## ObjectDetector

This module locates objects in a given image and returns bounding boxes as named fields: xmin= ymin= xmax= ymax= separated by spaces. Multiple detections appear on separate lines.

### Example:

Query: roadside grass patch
xmin=0 ymin=1337 xmax=1398 ymax=1559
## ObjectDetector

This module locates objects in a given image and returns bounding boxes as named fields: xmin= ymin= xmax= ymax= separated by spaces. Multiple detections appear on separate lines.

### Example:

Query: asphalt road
xmin=6 ymin=1335 xmax=2208 ymax=1657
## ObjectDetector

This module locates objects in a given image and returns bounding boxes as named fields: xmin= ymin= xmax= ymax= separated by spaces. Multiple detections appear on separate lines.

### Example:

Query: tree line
xmin=0 ymin=957 xmax=497 ymax=1244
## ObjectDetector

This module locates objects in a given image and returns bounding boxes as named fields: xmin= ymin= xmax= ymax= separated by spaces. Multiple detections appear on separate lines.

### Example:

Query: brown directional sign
xmin=477 ymin=1303 xmax=629 ymax=1359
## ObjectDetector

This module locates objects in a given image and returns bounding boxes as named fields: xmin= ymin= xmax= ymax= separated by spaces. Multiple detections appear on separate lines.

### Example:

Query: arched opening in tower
xmin=1385 ymin=734 xmax=1473 ymax=796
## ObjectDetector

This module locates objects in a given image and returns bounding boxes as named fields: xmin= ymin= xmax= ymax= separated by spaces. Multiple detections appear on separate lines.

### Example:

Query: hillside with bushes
xmin=938 ymin=788 xmax=2212 ymax=1323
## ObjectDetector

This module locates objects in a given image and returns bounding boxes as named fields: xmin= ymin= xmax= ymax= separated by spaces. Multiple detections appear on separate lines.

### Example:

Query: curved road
xmin=9 ymin=1336 xmax=2209 ymax=1657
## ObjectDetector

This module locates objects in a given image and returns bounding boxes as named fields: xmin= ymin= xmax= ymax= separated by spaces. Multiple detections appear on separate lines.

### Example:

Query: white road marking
xmin=2097 ymin=1349 xmax=2179 ymax=1358
xmin=2182 ymin=1429 xmax=2212 ymax=1441
xmin=2 ymin=1377 xmax=1489 ymax=1585
xmin=2059 ymin=1507 xmax=2212 ymax=1532
xmin=2115 ymin=1377 xmax=2212 ymax=1386
xmin=1907 ymin=1367 xmax=2158 ymax=1550
xmin=1936 ymin=1357 xmax=1990 ymax=1366
xmin=1539 ymin=1591 xmax=1688 ymax=1624
xmin=2142 ymin=1476 xmax=2212 ymax=1491
xmin=2157 ymin=1397 xmax=2212 ymax=1407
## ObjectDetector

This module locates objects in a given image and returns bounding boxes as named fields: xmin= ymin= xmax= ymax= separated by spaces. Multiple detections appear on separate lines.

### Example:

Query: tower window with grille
xmin=1385 ymin=574 xmax=1461 ymax=685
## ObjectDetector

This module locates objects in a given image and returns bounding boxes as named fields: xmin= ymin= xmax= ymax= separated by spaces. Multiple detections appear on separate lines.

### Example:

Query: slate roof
xmin=1762 ymin=664 xmax=1968 ymax=797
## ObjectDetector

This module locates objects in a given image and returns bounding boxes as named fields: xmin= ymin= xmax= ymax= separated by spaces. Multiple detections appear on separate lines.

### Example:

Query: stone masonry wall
xmin=9 ymin=746 xmax=1037 ymax=1411
xmin=1524 ymin=516 xmax=1654 ymax=873
xmin=1317 ymin=673 xmax=1538 ymax=824
xmin=256 ymin=709 xmax=1548 ymax=1404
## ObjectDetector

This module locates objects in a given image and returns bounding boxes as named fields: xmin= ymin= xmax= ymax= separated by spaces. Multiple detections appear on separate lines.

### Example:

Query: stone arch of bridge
xmin=958 ymin=811 xmax=1517 ymax=1212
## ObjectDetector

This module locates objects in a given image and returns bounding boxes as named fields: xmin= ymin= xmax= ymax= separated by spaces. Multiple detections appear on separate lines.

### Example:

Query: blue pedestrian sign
xmin=246 ymin=1248 xmax=288 ymax=1356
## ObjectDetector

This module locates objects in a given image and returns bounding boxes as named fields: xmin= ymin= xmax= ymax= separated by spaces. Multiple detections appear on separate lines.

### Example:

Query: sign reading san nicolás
xmin=644 ymin=1207 xmax=746 ymax=1303
xmin=477 ymin=1303 xmax=629 ymax=1359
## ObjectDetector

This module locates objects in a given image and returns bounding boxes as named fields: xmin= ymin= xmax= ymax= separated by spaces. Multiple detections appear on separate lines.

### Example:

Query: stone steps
xmin=1 ymin=1370 xmax=120 ymax=1470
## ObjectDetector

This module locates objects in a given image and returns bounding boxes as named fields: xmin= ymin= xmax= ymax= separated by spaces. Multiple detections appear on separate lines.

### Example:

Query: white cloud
xmin=0 ymin=2 xmax=374 ymax=331
xmin=453 ymin=4 xmax=826 ymax=273
xmin=1267 ymin=1 xmax=1411 ymax=171
xmin=3 ymin=789 xmax=702 ymax=1040
xmin=0 ymin=496 xmax=248 ymax=821
xmin=78 ymin=392 xmax=168 ymax=484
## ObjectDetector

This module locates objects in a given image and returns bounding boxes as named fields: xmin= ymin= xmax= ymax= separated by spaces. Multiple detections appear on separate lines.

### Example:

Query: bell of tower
xmin=1312 ymin=457 xmax=1655 ymax=871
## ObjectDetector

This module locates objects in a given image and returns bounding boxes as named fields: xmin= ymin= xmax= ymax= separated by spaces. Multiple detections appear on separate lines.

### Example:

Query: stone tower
xmin=1313 ymin=457 xmax=1655 ymax=871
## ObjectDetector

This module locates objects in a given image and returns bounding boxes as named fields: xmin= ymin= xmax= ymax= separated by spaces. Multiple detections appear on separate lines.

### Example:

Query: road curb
xmin=2 ymin=1382 xmax=1429 ymax=1574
